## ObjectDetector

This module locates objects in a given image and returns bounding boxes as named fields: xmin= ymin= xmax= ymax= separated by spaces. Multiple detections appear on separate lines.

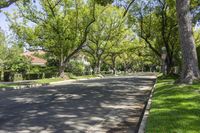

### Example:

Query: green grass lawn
xmin=0 ymin=84 xmax=16 ymax=88
xmin=0 ymin=78 xmax=65 ymax=88
xmin=146 ymin=77 xmax=200 ymax=133
xmin=0 ymin=75 xmax=98 ymax=88
xmin=69 ymin=74 xmax=98 ymax=80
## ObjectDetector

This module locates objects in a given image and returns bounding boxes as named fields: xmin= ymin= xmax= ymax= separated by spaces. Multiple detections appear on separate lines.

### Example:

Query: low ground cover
xmin=0 ymin=83 xmax=17 ymax=88
xmin=0 ymin=75 xmax=99 ymax=89
xmin=69 ymin=74 xmax=98 ymax=79
xmin=146 ymin=77 xmax=200 ymax=133
xmin=34 ymin=77 xmax=65 ymax=84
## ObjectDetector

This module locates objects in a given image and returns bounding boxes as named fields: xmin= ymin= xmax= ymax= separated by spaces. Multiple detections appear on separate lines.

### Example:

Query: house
xmin=23 ymin=51 xmax=47 ymax=66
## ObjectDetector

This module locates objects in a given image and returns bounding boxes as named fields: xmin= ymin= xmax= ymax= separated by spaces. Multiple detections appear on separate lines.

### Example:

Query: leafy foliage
xmin=8 ymin=0 xmax=95 ymax=76
xmin=3 ymin=45 xmax=30 ymax=73
xmin=94 ymin=0 xmax=113 ymax=6
xmin=66 ymin=60 xmax=85 ymax=76
xmin=83 ymin=5 xmax=128 ymax=73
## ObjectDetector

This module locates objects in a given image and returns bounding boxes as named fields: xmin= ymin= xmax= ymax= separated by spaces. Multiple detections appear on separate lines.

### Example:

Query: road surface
xmin=0 ymin=76 xmax=156 ymax=133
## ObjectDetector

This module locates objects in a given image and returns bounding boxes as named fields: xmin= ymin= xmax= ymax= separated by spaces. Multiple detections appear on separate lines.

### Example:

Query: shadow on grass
xmin=146 ymin=79 xmax=200 ymax=133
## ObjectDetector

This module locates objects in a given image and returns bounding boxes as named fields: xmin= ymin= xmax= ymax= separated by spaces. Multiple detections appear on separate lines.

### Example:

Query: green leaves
xmin=9 ymin=0 xmax=95 ymax=63
xmin=94 ymin=0 xmax=113 ymax=6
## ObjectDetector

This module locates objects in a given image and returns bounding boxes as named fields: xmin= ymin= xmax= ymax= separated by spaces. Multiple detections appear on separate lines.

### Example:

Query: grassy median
xmin=0 ymin=75 xmax=98 ymax=89
xmin=146 ymin=77 xmax=200 ymax=133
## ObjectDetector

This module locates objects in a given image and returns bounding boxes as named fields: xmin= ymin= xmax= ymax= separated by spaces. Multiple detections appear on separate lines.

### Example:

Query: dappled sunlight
xmin=0 ymin=77 xmax=155 ymax=132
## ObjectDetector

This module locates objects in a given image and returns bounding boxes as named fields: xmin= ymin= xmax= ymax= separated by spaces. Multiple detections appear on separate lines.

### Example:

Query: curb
xmin=49 ymin=77 xmax=101 ymax=85
xmin=137 ymin=80 xmax=157 ymax=133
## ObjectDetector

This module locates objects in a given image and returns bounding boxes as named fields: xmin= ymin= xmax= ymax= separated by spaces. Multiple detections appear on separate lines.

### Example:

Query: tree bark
xmin=166 ymin=56 xmax=174 ymax=74
xmin=59 ymin=65 xmax=66 ymax=78
xmin=59 ymin=56 xmax=68 ymax=78
xmin=176 ymin=0 xmax=200 ymax=83
xmin=124 ymin=63 xmax=127 ymax=74
xmin=96 ymin=60 xmax=101 ymax=74
xmin=111 ymin=55 xmax=117 ymax=75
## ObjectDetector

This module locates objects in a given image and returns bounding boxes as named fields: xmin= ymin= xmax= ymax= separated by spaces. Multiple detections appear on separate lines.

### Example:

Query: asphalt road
xmin=0 ymin=76 xmax=156 ymax=133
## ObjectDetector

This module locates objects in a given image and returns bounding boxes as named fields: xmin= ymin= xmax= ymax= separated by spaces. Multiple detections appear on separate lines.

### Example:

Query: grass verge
xmin=0 ymin=84 xmax=17 ymax=88
xmin=34 ymin=77 xmax=65 ymax=84
xmin=69 ymin=75 xmax=98 ymax=80
xmin=146 ymin=77 xmax=200 ymax=133
xmin=0 ymin=75 xmax=98 ymax=89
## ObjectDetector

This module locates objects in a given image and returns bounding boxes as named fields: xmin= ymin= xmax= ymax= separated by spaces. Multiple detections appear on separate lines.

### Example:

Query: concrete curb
xmin=0 ymin=77 xmax=101 ymax=91
xmin=138 ymin=80 xmax=157 ymax=133
xmin=49 ymin=77 xmax=101 ymax=85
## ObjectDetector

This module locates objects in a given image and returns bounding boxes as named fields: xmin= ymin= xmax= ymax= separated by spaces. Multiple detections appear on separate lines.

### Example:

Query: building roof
xmin=23 ymin=51 xmax=47 ymax=66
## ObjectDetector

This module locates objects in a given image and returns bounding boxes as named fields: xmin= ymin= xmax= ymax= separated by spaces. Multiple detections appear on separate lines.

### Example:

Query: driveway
xmin=0 ymin=76 xmax=156 ymax=133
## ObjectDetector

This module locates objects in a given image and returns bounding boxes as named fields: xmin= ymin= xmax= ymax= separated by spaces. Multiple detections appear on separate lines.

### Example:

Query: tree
xmin=0 ymin=0 xmax=19 ymax=9
xmin=127 ymin=0 xmax=181 ymax=74
xmin=94 ymin=0 xmax=113 ymax=6
xmin=4 ymin=49 xmax=30 ymax=75
xmin=0 ymin=41 xmax=31 ymax=81
xmin=0 ymin=0 xmax=36 ymax=9
xmin=83 ymin=5 xmax=126 ymax=74
xmin=104 ymin=29 xmax=134 ymax=75
xmin=8 ymin=0 xmax=96 ymax=78
xmin=176 ymin=0 xmax=200 ymax=83
xmin=0 ymin=29 xmax=7 ymax=80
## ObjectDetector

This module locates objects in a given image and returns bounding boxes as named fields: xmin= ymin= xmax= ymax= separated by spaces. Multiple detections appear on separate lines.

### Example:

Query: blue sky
xmin=0 ymin=4 xmax=16 ymax=35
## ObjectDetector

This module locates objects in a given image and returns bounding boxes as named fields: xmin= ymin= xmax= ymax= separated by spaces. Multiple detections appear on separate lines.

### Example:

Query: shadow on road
xmin=0 ymin=76 xmax=156 ymax=133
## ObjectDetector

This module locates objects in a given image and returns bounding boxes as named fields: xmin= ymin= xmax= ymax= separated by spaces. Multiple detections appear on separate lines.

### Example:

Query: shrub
xmin=66 ymin=60 xmax=85 ymax=76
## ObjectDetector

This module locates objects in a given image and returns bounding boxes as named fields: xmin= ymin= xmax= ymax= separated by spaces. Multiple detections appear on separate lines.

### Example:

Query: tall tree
xmin=125 ymin=0 xmax=181 ymax=74
xmin=83 ymin=5 xmax=126 ymax=74
xmin=8 ymin=0 xmax=96 ymax=78
xmin=176 ymin=0 xmax=200 ymax=83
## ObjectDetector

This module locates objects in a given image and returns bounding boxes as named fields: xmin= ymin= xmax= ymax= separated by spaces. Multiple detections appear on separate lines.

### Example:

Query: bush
xmin=3 ymin=72 xmax=14 ymax=82
xmin=14 ymin=73 xmax=23 ymax=81
xmin=66 ymin=60 xmax=85 ymax=76
xmin=25 ymin=66 xmax=58 ymax=80
xmin=24 ymin=73 xmax=43 ymax=80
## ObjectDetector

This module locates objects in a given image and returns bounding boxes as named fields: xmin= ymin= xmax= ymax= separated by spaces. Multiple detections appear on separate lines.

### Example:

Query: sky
xmin=0 ymin=1 xmax=41 ymax=36
xmin=0 ymin=4 xmax=16 ymax=36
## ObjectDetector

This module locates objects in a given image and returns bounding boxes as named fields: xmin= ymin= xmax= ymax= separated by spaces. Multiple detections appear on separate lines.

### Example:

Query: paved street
xmin=0 ymin=76 xmax=156 ymax=133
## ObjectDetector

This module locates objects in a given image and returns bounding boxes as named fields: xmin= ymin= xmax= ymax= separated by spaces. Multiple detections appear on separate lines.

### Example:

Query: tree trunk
xmin=124 ymin=63 xmax=127 ymax=74
xmin=176 ymin=0 xmax=200 ymax=84
xmin=59 ymin=65 xmax=66 ymax=78
xmin=59 ymin=50 xmax=65 ymax=78
xmin=59 ymin=57 xmax=68 ymax=78
xmin=92 ymin=66 xmax=95 ymax=75
xmin=94 ymin=60 xmax=101 ymax=74
xmin=111 ymin=56 xmax=116 ymax=75
xmin=166 ymin=56 xmax=174 ymax=74
xmin=96 ymin=62 xmax=101 ymax=74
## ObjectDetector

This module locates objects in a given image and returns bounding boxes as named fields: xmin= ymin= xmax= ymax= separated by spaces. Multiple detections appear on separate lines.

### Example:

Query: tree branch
xmin=123 ymin=0 xmax=136 ymax=17
xmin=0 ymin=0 xmax=19 ymax=9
